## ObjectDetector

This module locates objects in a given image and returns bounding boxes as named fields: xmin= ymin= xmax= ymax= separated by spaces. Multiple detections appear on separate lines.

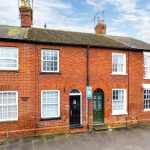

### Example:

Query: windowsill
xmin=112 ymin=112 xmax=128 ymax=116
xmin=40 ymin=117 xmax=61 ymax=121
xmin=0 ymin=69 xmax=19 ymax=72
xmin=111 ymin=73 xmax=128 ymax=76
xmin=0 ymin=119 xmax=18 ymax=123
xmin=40 ymin=72 xmax=61 ymax=74
xmin=144 ymin=109 xmax=150 ymax=112
xmin=144 ymin=77 xmax=150 ymax=80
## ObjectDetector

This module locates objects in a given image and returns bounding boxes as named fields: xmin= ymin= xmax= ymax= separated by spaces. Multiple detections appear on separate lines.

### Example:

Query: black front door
xmin=70 ymin=95 xmax=80 ymax=127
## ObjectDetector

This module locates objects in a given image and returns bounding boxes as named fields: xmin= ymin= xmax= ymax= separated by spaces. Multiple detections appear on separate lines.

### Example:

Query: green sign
xmin=86 ymin=86 xmax=92 ymax=100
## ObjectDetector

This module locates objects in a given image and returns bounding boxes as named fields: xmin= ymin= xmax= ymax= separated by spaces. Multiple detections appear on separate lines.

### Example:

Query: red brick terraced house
xmin=0 ymin=0 xmax=150 ymax=138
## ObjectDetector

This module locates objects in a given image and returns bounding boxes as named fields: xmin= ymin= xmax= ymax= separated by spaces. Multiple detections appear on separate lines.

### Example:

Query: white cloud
xmin=107 ymin=0 xmax=137 ymax=12
xmin=34 ymin=0 xmax=72 ymax=9
xmin=85 ymin=0 xmax=137 ymax=12
xmin=85 ymin=0 xmax=106 ymax=9
xmin=111 ymin=7 xmax=150 ymax=43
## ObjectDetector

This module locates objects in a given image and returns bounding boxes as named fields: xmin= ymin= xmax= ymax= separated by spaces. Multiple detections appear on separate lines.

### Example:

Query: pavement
xmin=0 ymin=126 xmax=150 ymax=150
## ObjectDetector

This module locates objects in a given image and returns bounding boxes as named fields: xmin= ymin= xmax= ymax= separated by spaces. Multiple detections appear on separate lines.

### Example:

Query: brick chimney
xmin=19 ymin=0 xmax=32 ymax=28
xmin=95 ymin=20 xmax=106 ymax=35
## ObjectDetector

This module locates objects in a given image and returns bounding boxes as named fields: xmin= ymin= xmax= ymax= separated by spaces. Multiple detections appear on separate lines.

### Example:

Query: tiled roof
xmin=0 ymin=25 xmax=150 ymax=51
xmin=106 ymin=35 xmax=150 ymax=51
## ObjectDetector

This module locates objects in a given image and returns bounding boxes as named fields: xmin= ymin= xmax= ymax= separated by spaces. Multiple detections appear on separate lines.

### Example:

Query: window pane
xmin=0 ymin=94 xmax=2 ymax=104
xmin=50 ymin=105 xmax=58 ymax=116
xmin=43 ymin=62 xmax=47 ymax=71
xmin=54 ymin=52 xmax=58 ymax=60
xmin=8 ymin=93 xmax=16 ymax=104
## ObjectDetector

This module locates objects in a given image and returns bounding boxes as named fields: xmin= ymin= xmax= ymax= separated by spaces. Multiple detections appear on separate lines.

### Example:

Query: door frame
xmin=69 ymin=90 xmax=82 ymax=126
xmin=93 ymin=89 xmax=104 ymax=124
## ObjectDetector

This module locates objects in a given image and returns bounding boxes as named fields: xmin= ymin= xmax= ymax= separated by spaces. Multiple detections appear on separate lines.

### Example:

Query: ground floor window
xmin=112 ymin=89 xmax=127 ymax=115
xmin=0 ymin=91 xmax=18 ymax=121
xmin=41 ymin=90 xmax=60 ymax=118
xmin=144 ymin=89 xmax=150 ymax=110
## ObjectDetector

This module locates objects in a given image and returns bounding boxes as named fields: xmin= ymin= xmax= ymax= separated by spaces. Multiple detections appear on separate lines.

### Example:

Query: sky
xmin=0 ymin=0 xmax=150 ymax=43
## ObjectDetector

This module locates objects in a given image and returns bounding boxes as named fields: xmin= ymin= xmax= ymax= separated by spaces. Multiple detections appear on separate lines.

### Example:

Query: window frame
xmin=0 ymin=47 xmax=19 ymax=71
xmin=112 ymin=89 xmax=127 ymax=115
xmin=144 ymin=52 xmax=150 ymax=79
xmin=112 ymin=53 xmax=126 ymax=75
xmin=0 ymin=91 xmax=18 ymax=122
xmin=41 ymin=49 xmax=59 ymax=73
xmin=143 ymin=84 xmax=150 ymax=111
xmin=41 ymin=90 xmax=60 ymax=119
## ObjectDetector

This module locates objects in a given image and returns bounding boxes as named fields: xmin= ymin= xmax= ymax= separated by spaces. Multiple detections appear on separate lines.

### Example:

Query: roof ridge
xmin=31 ymin=27 xmax=97 ymax=36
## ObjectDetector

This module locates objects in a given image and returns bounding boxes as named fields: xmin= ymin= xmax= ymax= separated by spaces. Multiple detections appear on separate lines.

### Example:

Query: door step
xmin=93 ymin=124 xmax=108 ymax=131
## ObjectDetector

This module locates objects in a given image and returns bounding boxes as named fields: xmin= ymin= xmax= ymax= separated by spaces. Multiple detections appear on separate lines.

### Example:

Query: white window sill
xmin=0 ymin=68 xmax=19 ymax=71
xmin=41 ymin=116 xmax=60 ymax=119
xmin=144 ymin=109 xmax=150 ymax=112
xmin=144 ymin=77 xmax=150 ymax=80
xmin=112 ymin=112 xmax=128 ymax=116
xmin=111 ymin=73 xmax=128 ymax=76
xmin=0 ymin=118 xmax=18 ymax=122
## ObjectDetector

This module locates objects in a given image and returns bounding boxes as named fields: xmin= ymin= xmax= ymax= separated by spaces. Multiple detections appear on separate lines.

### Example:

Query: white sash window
xmin=0 ymin=47 xmax=18 ymax=70
xmin=0 ymin=91 xmax=18 ymax=121
xmin=41 ymin=90 xmax=60 ymax=118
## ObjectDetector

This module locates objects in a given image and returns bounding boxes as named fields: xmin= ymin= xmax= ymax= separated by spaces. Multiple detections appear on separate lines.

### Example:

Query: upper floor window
xmin=41 ymin=49 xmax=59 ymax=73
xmin=0 ymin=47 xmax=18 ymax=70
xmin=112 ymin=89 xmax=127 ymax=115
xmin=144 ymin=52 xmax=150 ymax=79
xmin=112 ymin=53 xmax=126 ymax=75
xmin=0 ymin=91 xmax=18 ymax=121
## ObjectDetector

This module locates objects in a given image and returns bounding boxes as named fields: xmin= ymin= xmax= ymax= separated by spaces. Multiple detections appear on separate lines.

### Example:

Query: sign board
xmin=86 ymin=86 xmax=92 ymax=100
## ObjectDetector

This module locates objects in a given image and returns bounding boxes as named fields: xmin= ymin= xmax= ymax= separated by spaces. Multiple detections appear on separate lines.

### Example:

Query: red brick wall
xmin=0 ymin=41 xmax=149 ymax=138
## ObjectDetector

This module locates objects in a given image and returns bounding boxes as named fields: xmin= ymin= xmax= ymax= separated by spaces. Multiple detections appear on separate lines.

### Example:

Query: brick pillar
xmin=19 ymin=6 xmax=32 ymax=28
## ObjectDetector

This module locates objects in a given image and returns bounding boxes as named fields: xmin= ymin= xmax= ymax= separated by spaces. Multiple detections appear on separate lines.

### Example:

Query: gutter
xmin=0 ymin=38 xmax=150 ymax=51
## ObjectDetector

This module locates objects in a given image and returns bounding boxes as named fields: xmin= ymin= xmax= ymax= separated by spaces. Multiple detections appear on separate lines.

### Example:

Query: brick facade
xmin=0 ymin=41 xmax=149 ymax=139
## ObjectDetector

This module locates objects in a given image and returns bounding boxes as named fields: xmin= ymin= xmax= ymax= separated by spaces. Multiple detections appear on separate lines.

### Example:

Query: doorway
xmin=69 ymin=89 xmax=82 ymax=127
xmin=93 ymin=89 xmax=104 ymax=124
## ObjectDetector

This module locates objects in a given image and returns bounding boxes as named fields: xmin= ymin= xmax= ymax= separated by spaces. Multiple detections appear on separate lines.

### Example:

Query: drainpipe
xmin=86 ymin=46 xmax=90 ymax=126
xmin=127 ymin=50 xmax=130 ymax=127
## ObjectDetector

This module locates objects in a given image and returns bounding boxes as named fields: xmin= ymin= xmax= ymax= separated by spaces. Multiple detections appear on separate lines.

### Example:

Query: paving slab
xmin=0 ymin=126 xmax=150 ymax=150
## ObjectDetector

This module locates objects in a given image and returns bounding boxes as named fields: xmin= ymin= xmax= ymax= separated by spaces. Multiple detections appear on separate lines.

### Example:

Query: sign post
xmin=86 ymin=86 xmax=92 ymax=100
